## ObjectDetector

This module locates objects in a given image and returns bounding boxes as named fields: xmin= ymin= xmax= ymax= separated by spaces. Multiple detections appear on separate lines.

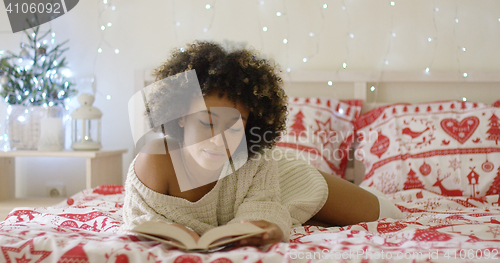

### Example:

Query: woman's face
xmin=179 ymin=93 xmax=249 ymax=170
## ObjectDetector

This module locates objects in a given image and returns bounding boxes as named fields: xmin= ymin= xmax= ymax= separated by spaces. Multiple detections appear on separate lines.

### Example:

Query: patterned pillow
xmin=277 ymin=97 xmax=362 ymax=178
xmin=354 ymin=100 xmax=500 ymax=197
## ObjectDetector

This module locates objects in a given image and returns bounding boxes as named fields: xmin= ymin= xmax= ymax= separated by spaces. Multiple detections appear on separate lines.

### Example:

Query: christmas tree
xmin=0 ymin=26 xmax=76 ymax=107
xmin=404 ymin=168 xmax=424 ymax=190
xmin=289 ymin=110 xmax=306 ymax=138
xmin=486 ymin=166 xmax=500 ymax=195
xmin=487 ymin=113 xmax=500 ymax=145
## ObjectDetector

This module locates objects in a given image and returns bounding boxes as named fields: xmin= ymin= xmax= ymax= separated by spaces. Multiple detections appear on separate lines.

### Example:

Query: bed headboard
xmin=135 ymin=69 xmax=500 ymax=184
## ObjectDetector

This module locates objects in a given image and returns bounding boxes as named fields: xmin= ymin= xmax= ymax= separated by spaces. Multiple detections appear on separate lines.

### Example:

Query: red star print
xmin=1 ymin=239 xmax=51 ymax=263
xmin=314 ymin=118 xmax=337 ymax=147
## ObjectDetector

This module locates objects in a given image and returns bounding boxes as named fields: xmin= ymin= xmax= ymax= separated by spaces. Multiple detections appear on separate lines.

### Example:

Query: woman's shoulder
xmin=134 ymin=138 xmax=175 ymax=194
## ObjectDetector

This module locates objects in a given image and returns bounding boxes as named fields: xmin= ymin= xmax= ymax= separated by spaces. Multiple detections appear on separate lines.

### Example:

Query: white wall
xmin=0 ymin=0 xmax=499 ymax=197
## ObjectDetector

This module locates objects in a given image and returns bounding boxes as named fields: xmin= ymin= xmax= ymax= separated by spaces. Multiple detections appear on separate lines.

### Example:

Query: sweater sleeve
xmin=228 ymin=150 xmax=293 ymax=241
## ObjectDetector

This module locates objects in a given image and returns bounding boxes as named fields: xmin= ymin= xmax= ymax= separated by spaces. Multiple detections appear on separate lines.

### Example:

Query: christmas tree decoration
xmin=0 ymin=26 xmax=76 ymax=106
xmin=486 ymin=166 xmax=500 ymax=195
xmin=487 ymin=113 xmax=500 ymax=145
xmin=404 ymin=168 xmax=424 ymax=190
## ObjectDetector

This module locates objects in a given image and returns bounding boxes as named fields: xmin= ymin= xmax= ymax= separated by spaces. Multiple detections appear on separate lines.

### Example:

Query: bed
xmin=1 ymin=70 xmax=500 ymax=262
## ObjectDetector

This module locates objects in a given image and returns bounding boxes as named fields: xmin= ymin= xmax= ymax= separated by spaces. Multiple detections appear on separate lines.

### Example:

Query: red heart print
xmin=440 ymin=116 xmax=479 ymax=144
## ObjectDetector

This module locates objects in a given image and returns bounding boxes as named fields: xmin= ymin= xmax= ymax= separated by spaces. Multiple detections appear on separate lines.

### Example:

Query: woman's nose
xmin=209 ymin=133 xmax=225 ymax=147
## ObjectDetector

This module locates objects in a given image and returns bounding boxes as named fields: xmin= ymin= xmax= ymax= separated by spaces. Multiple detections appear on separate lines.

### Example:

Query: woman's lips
xmin=203 ymin=150 xmax=226 ymax=160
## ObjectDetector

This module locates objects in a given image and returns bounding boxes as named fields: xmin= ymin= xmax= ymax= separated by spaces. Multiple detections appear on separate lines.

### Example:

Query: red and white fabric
xmin=277 ymin=97 xmax=362 ymax=178
xmin=354 ymin=100 xmax=500 ymax=196
xmin=2 ymin=185 xmax=500 ymax=262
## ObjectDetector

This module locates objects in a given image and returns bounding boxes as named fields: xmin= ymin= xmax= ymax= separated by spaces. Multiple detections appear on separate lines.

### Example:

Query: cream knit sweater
xmin=121 ymin=147 xmax=328 ymax=241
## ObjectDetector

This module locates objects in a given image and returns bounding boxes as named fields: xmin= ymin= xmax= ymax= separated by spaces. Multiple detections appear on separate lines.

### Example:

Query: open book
xmin=131 ymin=221 xmax=266 ymax=251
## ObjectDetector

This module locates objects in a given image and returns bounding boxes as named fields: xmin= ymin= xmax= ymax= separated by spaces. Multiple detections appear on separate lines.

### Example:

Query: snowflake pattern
xmin=449 ymin=158 xmax=461 ymax=171
xmin=486 ymin=225 xmax=500 ymax=238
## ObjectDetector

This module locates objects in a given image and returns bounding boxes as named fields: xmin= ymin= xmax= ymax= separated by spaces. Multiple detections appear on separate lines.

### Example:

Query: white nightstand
xmin=0 ymin=149 xmax=127 ymax=219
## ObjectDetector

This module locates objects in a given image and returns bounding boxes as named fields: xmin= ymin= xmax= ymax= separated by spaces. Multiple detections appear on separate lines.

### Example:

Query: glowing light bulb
xmin=425 ymin=67 xmax=430 ymax=73
xmin=52 ymin=32 xmax=56 ymax=37
xmin=349 ymin=33 xmax=354 ymax=38
xmin=101 ymin=25 xmax=106 ymax=31
xmin=283 ymin=39 xmax=288 ymax=44
xmin=390 ymin=2 xmax=395 ymax=6
xmin=455 ymin=18 xmax=459 ymax=23
xmin=462 ymin=97 xmax=467 ymax=102
xmin=263 ymin=27 xmax=268 ymax=32
xmin=103 ymin=0 xmax=107 ymax=4
xmin=205 ymin=4 xmax=211 ymax=9
xmin=384 ymin=60 xmax=389 ymax=65
xmin=435 ymin=7 xmax=439 ymax=12
xmin=276 ymin=12 xmax=282 ymax=16
xmin=303 ymin=58 xmax=307 ymax=62
xmin=370 ymin=86 xmax=376 ymax=92
xmin=342 ymin=62 xmax=347 ymax=69
xmin=342 ymin=6 xmax=345 ymax=10
xmin=323 ymin=4 xmax=328 ymax=9
xmin=309 ymin=32 xmax=314 ymax=37
xmin=180 ymin=48 xmax=185 ymax=52
xmin=339 ymin=108 xmax=344 ymax=114
xmin=286 ymin=68 xmax=291 ymax=72
xmin=260 ymin=1 xmax=264 ymax=5
xmin=111 ymin=5 xmax=115 ymax=10
xmin=107 ymin=22 xmax=112 ymax=27
xmin=175 ymin=22 xmax=181 ymax=26
xmin=391 ymin=32 xmax=396 ymax=37
xmin=98 ymin=48 xmax=102 ymax=53
xmin=428 ymin=37 xmax=432 ymax=42
xmin=114 ymin=49 xmax=120 ymax=54
xmin=462 ymin=47 xmax=466 ymax=52
xmin=107 ymin=95 xmax=111 ymax=100
xmin=327 ymin=81 xmax=333 ymax=86
xmin=463 ymin=73 xmax=468 ymax=78
xmin=203 ymin=28 xmax=208 ymax=32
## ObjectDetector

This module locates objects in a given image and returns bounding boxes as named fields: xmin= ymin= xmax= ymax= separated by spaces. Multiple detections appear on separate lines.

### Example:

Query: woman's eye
xmin=200 ymin=120 xmax=213 ymax=127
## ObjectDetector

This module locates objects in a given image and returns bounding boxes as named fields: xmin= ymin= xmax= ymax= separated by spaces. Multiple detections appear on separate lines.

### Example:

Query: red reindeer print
xmin=432 ymin=169 xmax=464 ymax=196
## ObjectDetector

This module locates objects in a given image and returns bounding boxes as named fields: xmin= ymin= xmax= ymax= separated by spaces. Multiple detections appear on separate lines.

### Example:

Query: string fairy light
xmin=91 ymin=0 xmax=121 ymax=101
xmin=423 ymin=0 xmax=440 ymax=74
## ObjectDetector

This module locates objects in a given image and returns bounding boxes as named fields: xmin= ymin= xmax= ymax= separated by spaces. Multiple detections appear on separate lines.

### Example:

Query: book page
xmin=131 ymin=221 xmax=197 ymax=249
xmin=198 ymin=222 xmax=265 ymax=248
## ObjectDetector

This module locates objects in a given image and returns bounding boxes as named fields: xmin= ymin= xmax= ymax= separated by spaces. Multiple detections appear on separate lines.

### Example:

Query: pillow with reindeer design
xmin=354 ymin=100 xmax=500 ymax=197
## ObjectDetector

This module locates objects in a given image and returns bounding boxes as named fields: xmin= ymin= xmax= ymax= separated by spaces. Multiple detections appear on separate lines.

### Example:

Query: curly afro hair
xmin=146 ymin=41 xmax=288 ymax=157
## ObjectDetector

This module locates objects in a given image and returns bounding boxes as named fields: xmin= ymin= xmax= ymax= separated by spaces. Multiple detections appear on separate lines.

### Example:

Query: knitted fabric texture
xmin=121 ymin=147 xmax=328 ymax=241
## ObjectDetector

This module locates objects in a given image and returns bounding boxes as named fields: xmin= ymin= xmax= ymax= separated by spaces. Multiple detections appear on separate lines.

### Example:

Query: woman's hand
xmin=170 ymin=223 xmax=200 ymax=243
xmin=238 ymin=220 xmax=283 ymax=247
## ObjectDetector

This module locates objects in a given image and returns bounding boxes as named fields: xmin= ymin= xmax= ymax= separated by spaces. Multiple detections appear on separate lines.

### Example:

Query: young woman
xmin=121 ymin=41 xmax=402 ymax=247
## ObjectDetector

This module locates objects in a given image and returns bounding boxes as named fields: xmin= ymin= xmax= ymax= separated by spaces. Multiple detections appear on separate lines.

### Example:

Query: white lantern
xmin=71 ymin=94 xmax=102 ymax=150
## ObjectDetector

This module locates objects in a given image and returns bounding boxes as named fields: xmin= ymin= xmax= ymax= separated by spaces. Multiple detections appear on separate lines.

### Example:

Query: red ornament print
xmin=440 ymin=116 xmax=480 ymax=144
xmin=419 ymin=161 xmax=431 ymax=176
xmin=482 ymin=159 xmax=494 ymax=172
xmin=370 ymin=131 xmax=390 ymax=158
